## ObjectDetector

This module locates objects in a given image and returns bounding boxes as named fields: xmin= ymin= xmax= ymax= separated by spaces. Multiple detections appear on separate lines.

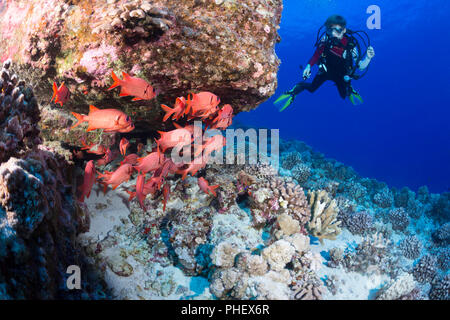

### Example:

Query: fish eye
xmin=126 ymin=116 xmax=130 ymax=122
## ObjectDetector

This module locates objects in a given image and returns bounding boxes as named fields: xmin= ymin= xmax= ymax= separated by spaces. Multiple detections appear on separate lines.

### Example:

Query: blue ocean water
xmin=235 ymin=0 xmax=450 ymax=193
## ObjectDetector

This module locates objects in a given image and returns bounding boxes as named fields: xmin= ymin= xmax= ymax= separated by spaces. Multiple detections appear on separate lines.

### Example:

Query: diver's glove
xmin=302 ymin=64 xmax=311 ymax=80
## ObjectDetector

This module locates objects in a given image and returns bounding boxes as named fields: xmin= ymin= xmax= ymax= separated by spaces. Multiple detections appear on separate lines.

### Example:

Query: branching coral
xmin=291 ymin=271 xmax=326 ymax=300
xmin=307 ymin=190 xmax=341 ymax=244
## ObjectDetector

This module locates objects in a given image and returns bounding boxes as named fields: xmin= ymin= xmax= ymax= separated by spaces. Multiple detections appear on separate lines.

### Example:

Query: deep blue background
xmin=235 ymin=0 xmax=450 ymax=193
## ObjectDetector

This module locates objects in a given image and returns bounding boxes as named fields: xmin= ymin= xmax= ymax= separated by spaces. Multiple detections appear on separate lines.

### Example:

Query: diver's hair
xmin=325 ymin=15 xmax=347 ymax=29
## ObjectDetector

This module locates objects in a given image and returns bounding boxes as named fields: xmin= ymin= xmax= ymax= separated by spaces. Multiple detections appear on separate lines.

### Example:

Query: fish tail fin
xmin=209 ymin=185 xmax=219 ymax=197
xmin=108 ymin=71 xmax=121 ymax=90
xmin=51 ymin=82 xmax=57 ymax=102
xmin=181 ymin=169 xmax=188 ymax=181
xmin=70 ymin=111 xmax=85 ymax=129
xmin=161 ymin=104 xmax=175 ymax=122
xmin=185 ymin=93 xmax=194 ymax=115
xmin=155 ymin=139 xmax=161 ymax=160
xmin=125 ymin=190 xmax=136 ymax=202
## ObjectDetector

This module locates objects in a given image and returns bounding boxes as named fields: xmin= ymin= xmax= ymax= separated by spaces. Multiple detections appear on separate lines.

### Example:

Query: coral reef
xmin=0 ymin=59 xmax=41 ymax=163
xmin=373 ymin=187 xmax=394 ymax=208
xmin=429 ymin=274 xmax=449 ymax=300
xmin=307 ymin=190 xmax=341 ymax=244
xmin=247 ymin=174 xmax=310 ymax=232
xmin=432 ymin=222 xmax=450 ymax=246
xmin=0 ymin=64 xmax=106 ymax=299
xmin=399 ymin=236 xmax=423 ymax=260
xmin=412 ymin=255 xmax=438 ymax=284
xmin=339 ymin=210 xmax=374 ymax=236
xmin=376 ymin=272 xmax=417 ymax=300
xmin=388 ymin=208 xmax=410 ymax=232
xmin=291 ymin=163 xmax=311 ymax=185
xmin=342 ymin=233 xmax=399 ymax=276
xmin=0 ymin=148 xmax=106 ymax=299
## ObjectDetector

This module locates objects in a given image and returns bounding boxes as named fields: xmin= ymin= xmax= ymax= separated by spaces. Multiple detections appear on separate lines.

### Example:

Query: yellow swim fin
xmin=349 ymin=89 xmax=363 ymax=106
xmin=274 ymin=93 xmax=294 ymax=112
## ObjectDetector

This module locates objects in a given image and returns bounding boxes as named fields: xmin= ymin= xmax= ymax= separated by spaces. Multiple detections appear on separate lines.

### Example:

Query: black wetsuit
xmin=292 ymin=35 xmax=355 ymax=99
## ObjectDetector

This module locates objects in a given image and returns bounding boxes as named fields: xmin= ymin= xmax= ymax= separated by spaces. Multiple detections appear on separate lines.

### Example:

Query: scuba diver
xmin=275 ymin=15 xmax=375 ymax=110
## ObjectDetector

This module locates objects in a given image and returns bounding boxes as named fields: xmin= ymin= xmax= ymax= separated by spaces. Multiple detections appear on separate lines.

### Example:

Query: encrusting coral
xmin=399 ymin=235 xmax=423 ymax=260
xmin=307 ymin=190 xmax=341 ymax=244
xmin=0 ymin=59 xmax=41 ymax=163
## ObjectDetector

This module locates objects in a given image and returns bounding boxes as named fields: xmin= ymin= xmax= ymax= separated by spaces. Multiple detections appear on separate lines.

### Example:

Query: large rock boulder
xmin=0 ymin=0 xmax=282 ymax=146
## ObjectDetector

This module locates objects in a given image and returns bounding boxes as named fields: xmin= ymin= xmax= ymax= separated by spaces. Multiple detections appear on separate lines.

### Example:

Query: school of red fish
xmin=60 ymin=70 xmax=234 ymax=212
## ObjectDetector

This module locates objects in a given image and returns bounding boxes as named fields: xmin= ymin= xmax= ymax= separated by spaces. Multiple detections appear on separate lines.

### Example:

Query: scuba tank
xmin=314 ymin=25 xmax=371 ymax=80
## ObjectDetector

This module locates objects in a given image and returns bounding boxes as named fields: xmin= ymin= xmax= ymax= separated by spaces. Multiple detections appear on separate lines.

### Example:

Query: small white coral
xmin=262 ymin=240 xmax=295 ymax=271
xmin=277 ymin=213 xmax=300 ymax=236
xmin=211 ymin=241 xmax=242 ymax=268
xmin=253 ymin=188 xmax=270 ymax=203
xmin=286 ymin=233 xmax=310 ymax=254
xmin=236 ymin=252 xmax=268 ymax=276
xmin=376 ymin=272 xmax=416 ymax=300
xmin=303 ymin=251 xmax=323 ymax=272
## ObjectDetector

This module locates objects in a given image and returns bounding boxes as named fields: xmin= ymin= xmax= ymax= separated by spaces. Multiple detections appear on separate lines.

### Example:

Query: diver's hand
xmin=367 ymin=46 xmax=375 ymax=59
xmin=303 ymin=64 xmax=311 ymax=79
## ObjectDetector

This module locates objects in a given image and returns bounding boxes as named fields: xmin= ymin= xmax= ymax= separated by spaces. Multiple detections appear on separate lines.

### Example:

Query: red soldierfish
xmin=156 ymin=128 xmax=192 ymax=153
xmin=126 ymin=177 xmax=160 ymax=202
xmin=210 ymin=104 xmax=233 ymax=129
xmin=195 ymin=134 xmax=226 ymax=158
xmin=78 ymin=160 xmax=96 ymax=202
xmin=185 ymin=92 xmax=220 ymax=118
xmin=81 ymin=139 xmax=107 ymax=155
xmin=119 ymin=137 xmax=130 ymax=156
xmin=96 ymin=148 xmax=116 ymax=166
xmin=180 ymin=155 xmax=209 ymax=180
xmin=198 ymin=177 xmax=219 ymax=197
xmin=134 ymin=151 xmax=165 ymax=173
xmin=97 ymin=163 xmax=133 ymax=191
xmin=108 ymin=71 xmax=157 ymax=101
xmin=51 ymin=81 xmax=70 ymax=106
xmin=161 ymin=97 xmax=186 ymax=122
xmin=136 ymin=173 xmax=147 ymax=211
xmin=120 ymin=153 xmax=139 ymax=166
xmin=71 ymin=105 xmax=135 ymax=133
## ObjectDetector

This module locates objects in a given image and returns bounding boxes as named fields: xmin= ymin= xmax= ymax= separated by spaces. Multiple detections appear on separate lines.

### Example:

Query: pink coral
xmin=79 ymin=42 xmax=118 ymax=77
